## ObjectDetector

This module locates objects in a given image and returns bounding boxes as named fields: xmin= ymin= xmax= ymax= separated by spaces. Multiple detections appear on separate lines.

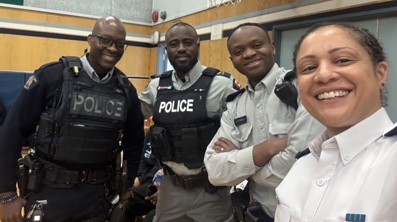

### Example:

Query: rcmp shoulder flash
xmin=24 ymin=75 xmax=39 ymax=90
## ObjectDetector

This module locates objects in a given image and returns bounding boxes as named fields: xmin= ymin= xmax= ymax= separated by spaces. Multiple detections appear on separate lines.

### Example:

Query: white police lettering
xmin=158 ymin=99 xmax=194 ymax=113
xmin=71 ymin=92 xmax=124 ymax=120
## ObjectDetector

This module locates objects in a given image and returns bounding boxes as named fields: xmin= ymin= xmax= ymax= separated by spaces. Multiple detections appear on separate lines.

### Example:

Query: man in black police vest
xmin=139 ymin=22 xmax=240 ymax=222
xmin=0 ymin=16 xmax=144 ymax=222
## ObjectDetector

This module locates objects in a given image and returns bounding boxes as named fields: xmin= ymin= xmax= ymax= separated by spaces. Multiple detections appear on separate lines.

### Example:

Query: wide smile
xmin=102 ymin=53 xmax=118 ymax=61
xmin=317 ymin=90 xmax=350 ymax=100
xmin=245 ymin=58 xmax=262 ymax=67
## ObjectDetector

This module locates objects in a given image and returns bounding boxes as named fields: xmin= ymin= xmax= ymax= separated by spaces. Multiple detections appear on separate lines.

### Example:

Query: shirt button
xmin=316 ymin=179 xmax=324 ymax=186
xmin=343 ymin=155 xmax=350 ymax=161
xmin=256 ymin=104 xmax=261 ymax=108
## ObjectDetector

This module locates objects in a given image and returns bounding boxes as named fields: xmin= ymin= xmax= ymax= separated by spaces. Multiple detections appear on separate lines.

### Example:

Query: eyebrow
xmin=298 ymin=47 xmax=351 ymax=61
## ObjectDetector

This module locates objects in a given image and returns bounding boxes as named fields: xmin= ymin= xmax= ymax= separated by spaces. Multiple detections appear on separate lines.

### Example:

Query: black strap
xmin=60 ymin=56 xmax=82 ymax=76
xmin=295 ymin=148 xmax=310 ymax=159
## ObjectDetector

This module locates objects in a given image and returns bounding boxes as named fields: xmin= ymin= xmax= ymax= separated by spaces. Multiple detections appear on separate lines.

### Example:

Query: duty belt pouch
xmin=231 ymin=188 xmax=250 ymax=221
xmin=150 ymin=126 xmax=172 ymax=161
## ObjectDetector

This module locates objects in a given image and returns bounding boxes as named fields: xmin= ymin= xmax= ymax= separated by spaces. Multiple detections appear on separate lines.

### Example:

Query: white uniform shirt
xmin=275 ymin=108 xmax=397 ymax=222
xmin=139 ymin=61 xmax=238 ymax=175
xmin=204 ymin=63 xmax=324 ymax=217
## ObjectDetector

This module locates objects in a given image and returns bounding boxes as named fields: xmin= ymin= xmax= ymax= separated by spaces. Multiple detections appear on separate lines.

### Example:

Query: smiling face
xmin=165 ymin=24 xmax=199 ymax=76
xmin=296 ymin=25 xmax=388 ymax=136
xmin=87 ymin=16 xmax=126 ymax=75
xmin=227 ymin=25 xmax=275 ymax=87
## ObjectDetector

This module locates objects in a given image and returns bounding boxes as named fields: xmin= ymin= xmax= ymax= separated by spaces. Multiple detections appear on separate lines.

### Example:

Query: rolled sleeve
xmin=205 ymin=102 xmax=258 ymax=186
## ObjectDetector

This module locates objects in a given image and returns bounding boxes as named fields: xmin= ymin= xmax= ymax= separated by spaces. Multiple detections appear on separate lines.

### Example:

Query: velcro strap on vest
xmin=41 ymin=160 xmax=110 ymax=185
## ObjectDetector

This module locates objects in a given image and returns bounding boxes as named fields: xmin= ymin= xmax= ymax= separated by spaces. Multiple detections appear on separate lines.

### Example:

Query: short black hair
xmin=227 ymin=22 xmax=271 ymax=42
xmin=165 ymin=22 xmax=198 ymax=38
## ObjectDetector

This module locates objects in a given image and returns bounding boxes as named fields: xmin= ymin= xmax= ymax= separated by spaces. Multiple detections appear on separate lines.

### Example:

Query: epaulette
xmin=150 ymin=74 xmax=160 ymax=79
xmin=226 ymin=88 xmax=245 ymax=102
xmin=202 ymin=67 xmax=220 ymax=76
xmin=295 ymin=148 xmax=310 ymax=159
xmin=216 ymin=71 xmax=231 ymax=78
xmin=159 ymin=70 xmax=173 ymax=78
xmin=202 ymin=67 xmax=232 ymax=78
xmin=384 ymin=124 xmax=397 ymax=137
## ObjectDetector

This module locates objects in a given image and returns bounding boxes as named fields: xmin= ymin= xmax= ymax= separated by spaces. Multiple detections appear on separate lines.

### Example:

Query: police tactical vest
xmin=152 ymin=68 xmax=221 ymax=169
xmin=35 ymin=56 xmax=128 ymax=166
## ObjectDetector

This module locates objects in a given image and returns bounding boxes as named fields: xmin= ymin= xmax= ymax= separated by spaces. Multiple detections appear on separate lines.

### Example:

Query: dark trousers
xmin=24 ymin=183 xmax=110 ymax=222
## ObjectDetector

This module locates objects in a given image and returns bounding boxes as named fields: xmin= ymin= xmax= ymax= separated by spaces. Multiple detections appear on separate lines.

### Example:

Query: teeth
xmin=317 ymin=90 xmax=349 ymax=100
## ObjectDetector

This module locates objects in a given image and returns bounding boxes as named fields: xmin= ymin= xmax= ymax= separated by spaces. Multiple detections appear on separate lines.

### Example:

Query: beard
xmin=170 ymin=58 xmax=198 ymax=74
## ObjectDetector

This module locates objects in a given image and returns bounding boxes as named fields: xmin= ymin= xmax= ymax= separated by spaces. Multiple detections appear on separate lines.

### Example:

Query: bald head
xmin=92 ymin=16 xmax=126 ymax=36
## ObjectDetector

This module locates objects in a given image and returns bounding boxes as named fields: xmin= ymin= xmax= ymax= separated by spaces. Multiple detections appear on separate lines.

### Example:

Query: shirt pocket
xmin=231 ymin=122 xmax=252 ymax=147
xmin=274 ymin=204 xmax=291 ymax=222
xmin=269 ymin=119 xmax=291 ymax=136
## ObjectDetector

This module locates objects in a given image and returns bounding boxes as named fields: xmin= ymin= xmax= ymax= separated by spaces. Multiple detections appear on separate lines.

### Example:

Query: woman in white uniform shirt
xmin=275 ymin=22 xmax=397 ymax=221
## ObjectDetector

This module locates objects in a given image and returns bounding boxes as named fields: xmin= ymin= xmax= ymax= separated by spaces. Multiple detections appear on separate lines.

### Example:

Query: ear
xmin=375 ymin=61 xmax=388 ymax=87
xmin=87 ymin=35 xmax=94 ymax=48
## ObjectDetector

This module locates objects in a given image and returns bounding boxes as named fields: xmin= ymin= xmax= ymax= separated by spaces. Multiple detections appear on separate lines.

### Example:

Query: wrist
xmin=0 ymin=192 xmax=18 ymax=204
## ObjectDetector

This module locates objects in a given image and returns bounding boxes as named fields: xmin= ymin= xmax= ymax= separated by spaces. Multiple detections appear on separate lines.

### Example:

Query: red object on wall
xmin=152 ymin=10 xmax=159 ymax=23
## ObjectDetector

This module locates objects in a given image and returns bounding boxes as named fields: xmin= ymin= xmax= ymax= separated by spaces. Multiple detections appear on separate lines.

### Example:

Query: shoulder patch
xmin=226 ymin=88 xmax=245 ymax=102
xmin=24 ymin=75 xmax=39 ymax=90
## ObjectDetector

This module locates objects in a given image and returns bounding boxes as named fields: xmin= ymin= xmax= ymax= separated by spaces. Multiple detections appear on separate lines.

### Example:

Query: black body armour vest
xmin=152 ymin=68 xmax=220 ymax=169
xmin=35 ymin=57 xmax=128 ymax=166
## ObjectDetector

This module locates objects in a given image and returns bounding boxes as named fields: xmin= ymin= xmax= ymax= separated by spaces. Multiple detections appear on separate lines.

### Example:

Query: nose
xmin=314 ymin=61 xmax=338 ymax=83
xmin=176 ymin=43 xmax=186 ymax=52
xmin=242 ymin=47 xmax=256 ymax=59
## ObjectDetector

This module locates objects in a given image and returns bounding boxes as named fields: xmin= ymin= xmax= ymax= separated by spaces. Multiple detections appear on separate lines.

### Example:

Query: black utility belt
xmin=164 ymin=167 xmax=205 ymax=190
xmin=163 ymin=166 xmax=226 ymax=193
xmin=41 ymin=160 xmax=110 ymax=185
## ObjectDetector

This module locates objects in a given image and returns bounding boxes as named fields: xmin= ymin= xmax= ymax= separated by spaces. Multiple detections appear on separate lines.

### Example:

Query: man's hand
xmin=253 ymin=138 xmax=288 ymax=167
xmin=214 ymin=137 xmax=238 ymax=153
xmin=0 ymin=194 xmax=26 ymax=222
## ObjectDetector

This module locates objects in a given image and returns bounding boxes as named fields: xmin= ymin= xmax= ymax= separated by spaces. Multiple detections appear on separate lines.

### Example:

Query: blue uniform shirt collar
xmin=81 ymin=54 xmax=115 ymax=83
